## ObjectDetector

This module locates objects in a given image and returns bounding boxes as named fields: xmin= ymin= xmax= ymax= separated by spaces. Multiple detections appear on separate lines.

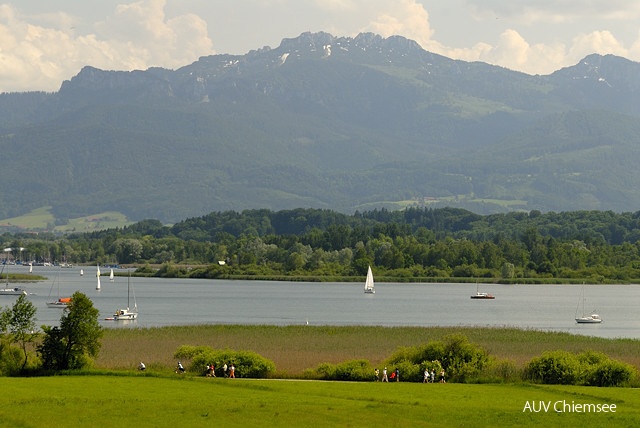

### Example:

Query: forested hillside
xmin=4 ymin=208 xmax=640 ymax=283
xmin=2 ymin=33 xmax=640 ymax=224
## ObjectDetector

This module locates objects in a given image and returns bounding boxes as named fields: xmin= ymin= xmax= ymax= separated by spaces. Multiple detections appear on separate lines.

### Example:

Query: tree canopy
xmin=38 ymin=291 xmax=102 ymax=370
xmin=6 ymin=207 xmax=640 ymax=283
xmin=0 ymin=294 xmax=37 ymax=373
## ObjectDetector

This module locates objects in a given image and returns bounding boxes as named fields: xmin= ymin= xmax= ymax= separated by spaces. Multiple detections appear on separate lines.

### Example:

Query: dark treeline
xmin=4 ymin=207 xmax=640 ymax=283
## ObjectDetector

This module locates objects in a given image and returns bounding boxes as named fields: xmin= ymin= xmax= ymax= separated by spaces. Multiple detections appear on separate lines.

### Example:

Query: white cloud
xmin=435 ymin=28 xmax=635 ymax=76
xmin=94 ymin=0 xmax=213 ymax=68
xmin=441 ymin=30 xmax=566 ymax=75
xmin=466 ymin=0 xmax=640 ymax=22
xmin=0 ymin=0 xmax=213 ymax=92
xmin=569 ymin=31 xmax=628 ymax=59
xmin=2 ymin=0 xmax=640 ymax=91
xmin=362 ymin=0 xmax=435 ymax=48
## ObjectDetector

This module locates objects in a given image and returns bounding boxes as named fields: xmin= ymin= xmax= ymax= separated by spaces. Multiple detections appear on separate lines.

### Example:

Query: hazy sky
xmin=2 ymin=0 xmax=640 ymax=92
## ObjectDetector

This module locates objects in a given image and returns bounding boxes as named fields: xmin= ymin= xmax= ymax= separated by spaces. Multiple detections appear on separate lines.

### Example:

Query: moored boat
xmin=575 ymin=285 xmax=602 ymax=323
xmin=0 ymin=255 xmax=27 ymax=295
xmin=575 ymin=313 xmax=602 ymax=323
xmin=46 ymin=297 xmax=72 ymax=308
xmin=470 ymin=282 xmax=495 ymax=299
xmin=470 ymin=292 xmax=495 ymax=299
xmin=46 ymin=268 xmax=72 ymax=308
xmin=113 ymin=269 xmax=138 ymax=321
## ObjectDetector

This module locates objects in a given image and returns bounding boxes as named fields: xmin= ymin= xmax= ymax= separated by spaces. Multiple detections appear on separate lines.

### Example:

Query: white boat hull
xmin=46 ymin=301 xmax=70 ymax=308
xmin=576 ymin=315 xmax=602 ymax=324
xmin=470 ymin=292 xmax=495 ymax=299
xmin=114 ymin=309 xmax=137 ymax=320
xmin=0 ymin=288 xmax=27 ymax=295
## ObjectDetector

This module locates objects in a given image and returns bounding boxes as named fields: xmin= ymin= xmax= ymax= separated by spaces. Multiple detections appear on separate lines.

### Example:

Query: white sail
xmin=80 ymin=269 xmax=84 ymax=276
xmin=109 ymin=268 xmax=114 ymax=281
xmin=364 ymin=265 xmax=375 ymax=294
xmin=96 ymin=265 xmax=101 ymax=290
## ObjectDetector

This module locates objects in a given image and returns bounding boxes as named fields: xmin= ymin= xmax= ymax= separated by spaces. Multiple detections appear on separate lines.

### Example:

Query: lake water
xmin=5 ymin=266 xmax=640 ymax=339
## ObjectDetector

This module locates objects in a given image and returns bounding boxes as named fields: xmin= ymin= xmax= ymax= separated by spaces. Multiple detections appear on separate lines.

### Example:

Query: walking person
xmin=423 ymin=368 xmax=429 ymax=383
xmin=176 ymin=361 xmax=185 ymax=374
xmin=395 ymin=368 xmax=400 ymax=382
xmin=381 ymin=367 xmax=388 ymax=382
xmin=374 ymin=368 xmax=380 ymax=381
xmin=229 ymin=363 xmax=235 ymax=378
xmin=439 ymin=369 xmax=446 ymax=383
xmin=223 ymin=362 xmax=228 ymax=378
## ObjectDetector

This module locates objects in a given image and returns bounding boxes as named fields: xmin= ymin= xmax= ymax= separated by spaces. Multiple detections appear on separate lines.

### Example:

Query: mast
xmin=4 ymin=247 xmax=10 ymax=286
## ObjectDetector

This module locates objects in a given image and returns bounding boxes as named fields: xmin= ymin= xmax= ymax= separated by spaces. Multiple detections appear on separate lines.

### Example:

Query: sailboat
xmin=470 ymin=281 xmax=495 ymax=299
xmin=0 ymin=259 xmax=27 ymax=295
xmin=575 ymin=285 xmax=602 ymax=323
xmin=364 ymin=265 xmax=375 ymax=294
xmin=96 ymin=265 xmax=101 ymax=290
xmin=80 ymin=269 xmax=84 ymax=276
xmin=46 ymin=268 xmax=72 ymax=308
xmin=112 ymin=269 xmax=138 ymax=320
xmin=109 ymin=268 xmax=114 ymax=282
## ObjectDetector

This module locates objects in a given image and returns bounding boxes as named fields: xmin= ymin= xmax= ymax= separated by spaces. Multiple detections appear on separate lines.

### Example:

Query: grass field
xmin=3 ymin=325 xmax=640 ymax=427
xmin=1 ymin=376 xmax=637 ymax=427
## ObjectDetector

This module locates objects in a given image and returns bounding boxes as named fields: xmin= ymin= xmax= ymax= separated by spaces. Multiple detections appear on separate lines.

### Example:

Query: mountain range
xmin=1 ymin=31 xmax=640 ymax=226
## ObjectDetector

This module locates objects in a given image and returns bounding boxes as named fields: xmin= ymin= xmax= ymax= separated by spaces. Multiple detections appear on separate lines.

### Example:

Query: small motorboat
xmin=470 ymin=292 xmax=495 ymax=299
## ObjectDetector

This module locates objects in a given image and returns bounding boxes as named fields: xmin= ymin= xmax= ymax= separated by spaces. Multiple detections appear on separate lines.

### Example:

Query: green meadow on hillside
xmin=0 ymin=206 xmax=132 ymax=232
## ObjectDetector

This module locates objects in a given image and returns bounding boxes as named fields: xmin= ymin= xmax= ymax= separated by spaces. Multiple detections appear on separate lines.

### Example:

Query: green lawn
xmin=1 ymin=376 xmax=637 ymax=427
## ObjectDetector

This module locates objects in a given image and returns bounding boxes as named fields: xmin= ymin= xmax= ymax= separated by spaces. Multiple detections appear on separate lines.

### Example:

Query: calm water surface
xmin=7 ymin=266 xmax=640 ymax=339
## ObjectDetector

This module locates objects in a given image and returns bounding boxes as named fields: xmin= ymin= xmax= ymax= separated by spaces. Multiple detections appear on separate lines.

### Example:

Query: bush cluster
xmin=384 ymin=333 xmax=489 ymax=383
xmin=313 ymin=359 xmax=375 ymax=381
xmin=524 ymin=350 xmax=635 ymax=386
xmin=174 ymin=345 xmax=276 ymax=378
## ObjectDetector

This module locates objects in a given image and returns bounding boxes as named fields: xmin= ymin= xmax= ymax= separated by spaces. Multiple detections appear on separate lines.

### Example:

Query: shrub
xmin=314 ymin=362 xmax=336 ymax=379
xmin=384 ymin=334 xmax=489 ymax=383
xmin=174 ymin=345 xmax=276 ymax=378
xmin=314 ymin=359 xmax=374 ymax=382
xmin=440 ymin=333 xmax=489 ymax=382
xmin=583 ymin=358 xmax=635 ymax=387
xmin=334 ymin=359 xmax=374 ymax=381
xmin=392 ymin=360 xmax=421 ymax=382
xmin=0 ymin=345 xmax=24 ymax=376
xmin=524 ymin=350 xmax=636 ymax=386
xmin=524 ymin=351 xmax=580 ymax=385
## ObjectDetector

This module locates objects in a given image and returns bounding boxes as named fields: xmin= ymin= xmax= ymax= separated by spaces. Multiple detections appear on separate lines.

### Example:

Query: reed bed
xmin=97 ymin=325 xmax=640 ymax=375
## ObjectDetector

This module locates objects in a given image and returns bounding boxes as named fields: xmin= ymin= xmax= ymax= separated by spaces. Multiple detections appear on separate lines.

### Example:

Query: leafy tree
xmin=38 ymin=291 xmax=103 ymax=370
xmin=0 ymin=294 xmax=37 ymax=372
